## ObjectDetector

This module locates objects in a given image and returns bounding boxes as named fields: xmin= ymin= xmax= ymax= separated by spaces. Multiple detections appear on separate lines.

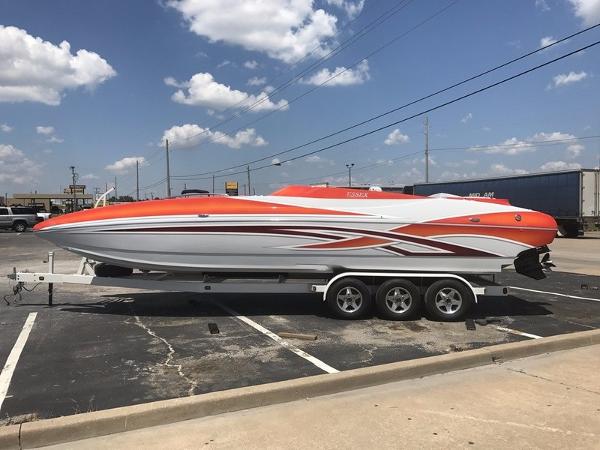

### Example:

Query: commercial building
xmin=7 ymin=193 xmax=93 ymax=212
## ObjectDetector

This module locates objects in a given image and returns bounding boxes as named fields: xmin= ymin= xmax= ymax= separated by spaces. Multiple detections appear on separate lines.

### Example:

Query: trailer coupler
xmin=514 ymin=245 xmax=554 ymax=280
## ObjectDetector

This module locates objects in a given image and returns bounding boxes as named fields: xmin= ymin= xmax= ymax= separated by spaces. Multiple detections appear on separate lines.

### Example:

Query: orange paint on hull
xmin=397 ymin=211 xmax=557 ymax=247
xmin=34 ymin=196 xmax=361 ymax=231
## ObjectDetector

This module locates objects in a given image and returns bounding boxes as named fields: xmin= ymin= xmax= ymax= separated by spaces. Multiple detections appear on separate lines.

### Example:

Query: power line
xmin=199 ymin=0 xmax=459 ymax=151
xmin=171 ymin=0 xmax=416 ymax=146
xmin=173 ymin=39 xmax=600 ymax=182
xmin=173 ymin=22 xmax=600 ymax=179
xmin=283 ymin=136 xmax=600 ymax=185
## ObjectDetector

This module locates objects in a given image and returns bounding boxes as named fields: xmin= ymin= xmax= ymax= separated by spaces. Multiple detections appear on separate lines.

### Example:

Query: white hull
xmin=37 ymin=216 xmax=523 ymax=274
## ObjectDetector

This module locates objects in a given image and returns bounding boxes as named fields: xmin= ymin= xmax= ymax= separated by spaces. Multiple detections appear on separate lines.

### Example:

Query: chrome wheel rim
xmin=385 ymin=287 xmax=412 ymax=313
xmin=434 ymin=288 xmax=462 ymax=315
xmin=336 ymin=287 xmax=363 ymax=313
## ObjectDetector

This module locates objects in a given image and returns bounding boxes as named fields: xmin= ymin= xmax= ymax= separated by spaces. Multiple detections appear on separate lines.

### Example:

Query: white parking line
xmin=494 ymin=326 xmax=542 ymax=340
xmin=509 ymin=286 xmax=600 ymax=303
xmin=211 ymin=301 xmax=339 ymax=374
xmin=0 ymin=312 xmax=37 ymax=412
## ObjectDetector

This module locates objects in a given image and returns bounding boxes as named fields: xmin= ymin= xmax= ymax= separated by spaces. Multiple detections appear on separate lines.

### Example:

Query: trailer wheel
xmin=424 ymin=279 xmax=473 ymax=321
xmin=375 ymin=279 xmax=421 ymax=320
xmin=326 ymin=278 xmax=372 ymax=319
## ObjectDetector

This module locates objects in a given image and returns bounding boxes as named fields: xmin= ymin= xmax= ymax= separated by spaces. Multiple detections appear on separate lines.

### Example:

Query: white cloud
xmin=540 ymin=36 xmax=557 ymax=48
xmin=0 ymin=25 xmax=116 ymax=105
xmin=105 ymin=156 xmax=147 ymax=175
xmin=326 ymin=0 xmax=365 ymax=18
xmin=244 ymin=60 xmax=259 ymax=70
xmin=536 ymin=0 xmax=550 ymax=11
xmin=531 ymin=131 xmax=575 ymax=141
xmin=81 ymin=173 xmax=99 ymax=180
xmin=474 ymin=131 xmax=577 ymax=155
xmin=0 ymin=143 xmax=43 ymax=184
xmin=567 ymin=143 xmax=584 ymax=158
xmin=214 ymin=128 xmax=267 ymax=149
xmin=490 ymin=163 xmax=528 ymax=176
xmin=568 ymin=0 xmax=600 ymax=26
xmin=461 ymin=112 xmax=473 ymax=123
xmin=166 ymin=72 xmax=289 ymax=111
xmin=540 ymin=160 xmax=582 ymax=171
xmin=46 ymin=136 xmax=64 ymax=144
xmin=162 ymin=123 xmax=268 ymax=149
xmin=247 ymin=76 xmax=267 ymax=86
xmin=36 ymin=126 xmax=55 ymax=135
xmin=384 ymin=129 xmax=410 ymax=146
xmin=301 ymin=60 xmax=370 ymax=87
xmin=167 ymin=0 xmax=338 ymax=64
xmin=445 ymin=159 xmax=478 ymax=168
xmin=305 ymin=155 xmax=323 ymax=163
xmin=216 ymin=60 xmax=232 ymax=68
xmin=550 ymin=71 xmax=588 ymax=88
xmin=0 ymin=123 xmax=12 ymax=132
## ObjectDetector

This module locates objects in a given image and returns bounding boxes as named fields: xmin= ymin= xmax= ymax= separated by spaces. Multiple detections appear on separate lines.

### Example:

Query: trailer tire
xmin=424 ymin=279 xmax=473 ymax=321
xmin=326 ymin=278 xmax=372 ymax=319
xmin=375 ymin=279 xmax=421 ymax=320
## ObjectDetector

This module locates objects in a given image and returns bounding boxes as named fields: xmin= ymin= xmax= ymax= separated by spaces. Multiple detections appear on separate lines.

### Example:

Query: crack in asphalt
xmin=130 ymin=311 xmax=198 ymax=397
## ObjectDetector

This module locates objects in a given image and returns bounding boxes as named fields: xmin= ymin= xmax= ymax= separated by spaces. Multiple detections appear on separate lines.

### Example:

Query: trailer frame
xmin=7 ymin=251 xmax=508 ymax=320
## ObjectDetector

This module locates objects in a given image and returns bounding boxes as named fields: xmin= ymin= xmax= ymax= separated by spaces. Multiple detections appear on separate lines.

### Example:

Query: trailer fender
xmin=315 ymin=272 xmax=479 ymax=303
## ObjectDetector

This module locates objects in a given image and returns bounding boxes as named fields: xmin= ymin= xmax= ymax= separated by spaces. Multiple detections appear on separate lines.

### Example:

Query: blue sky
xmin=0 ymin=0 xmax=599 ymax=198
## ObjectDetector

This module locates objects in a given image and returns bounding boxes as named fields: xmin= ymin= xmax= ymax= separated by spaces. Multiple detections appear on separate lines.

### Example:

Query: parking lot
xmin=1 ymin=232 xmax=600 ymax=425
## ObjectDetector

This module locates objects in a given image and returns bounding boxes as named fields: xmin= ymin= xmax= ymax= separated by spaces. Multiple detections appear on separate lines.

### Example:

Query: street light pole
xmin=165 ymin=139 xmax=172 ymax=198
xmin=69 ymin=166 xmax=77 ymax=212
xmin=346 ymin=163 xmax=354 ymax=187
xmin=424 ymin=116 xmax=429 ymax=183
xmin=247 ymin=165 xmax=251 ymax=195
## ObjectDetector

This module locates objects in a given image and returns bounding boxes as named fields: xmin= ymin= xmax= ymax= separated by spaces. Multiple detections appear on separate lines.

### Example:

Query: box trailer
xmin=412 ymin=169 xmax=600 ymax=237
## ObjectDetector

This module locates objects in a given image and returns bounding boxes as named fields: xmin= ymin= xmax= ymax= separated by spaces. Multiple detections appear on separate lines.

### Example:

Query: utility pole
xmin=424 ymin=116 xmax=430 ymax=183
xmin=114 ymin=176 xmax=118 ymax=201
xmin=212 ymin=174 xmax=215 ymax=194
xmin=246 ymin=166 xmax=251 ymax=195
xmin=346 ymin=163 xmax=354 ymax=187
xmin=165 ymin=139 xmax=172 ymax=198
xmin=69 ymin=166 xmax=77 ymax=212
xmin=136 ymin=160 xmax=140 ymax=201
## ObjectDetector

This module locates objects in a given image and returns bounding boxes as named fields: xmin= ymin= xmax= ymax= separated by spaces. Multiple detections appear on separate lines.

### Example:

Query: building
xmin=8 ymin=193 xmax=94 ymax=212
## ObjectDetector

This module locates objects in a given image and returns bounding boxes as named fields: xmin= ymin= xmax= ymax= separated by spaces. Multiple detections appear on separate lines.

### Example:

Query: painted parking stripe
xmin=0 ymin=312 xmax=37 ymax=412
xmin=509 ymin=286 xmax=600 ymax=303
xmin=211 ymin=300 xmax=339 ymax=374
xmin=494 ymin=326 xmax=542 ymax=340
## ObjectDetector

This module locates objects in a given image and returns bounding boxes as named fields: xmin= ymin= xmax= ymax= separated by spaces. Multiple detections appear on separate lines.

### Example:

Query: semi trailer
xmin=410 ymin=169 xmax=600 ymax=237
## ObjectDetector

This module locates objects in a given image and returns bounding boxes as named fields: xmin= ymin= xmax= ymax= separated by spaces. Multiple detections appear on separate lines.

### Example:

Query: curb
xmin=6 ymin=328 xmax=600 ymax=449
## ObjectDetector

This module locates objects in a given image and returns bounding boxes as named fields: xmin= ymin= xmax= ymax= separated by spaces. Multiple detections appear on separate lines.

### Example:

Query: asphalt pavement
xmin=1 ymin=232 xmax=599 ymax=426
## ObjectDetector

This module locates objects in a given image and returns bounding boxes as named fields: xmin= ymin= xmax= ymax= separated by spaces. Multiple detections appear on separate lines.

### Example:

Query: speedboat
xmin=33 ymin=185 xmax=557 ymax=278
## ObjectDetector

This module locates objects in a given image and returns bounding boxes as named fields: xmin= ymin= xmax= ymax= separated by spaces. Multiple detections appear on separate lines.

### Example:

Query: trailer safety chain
xmin=3 ymin=282 xmax=41 ymax=305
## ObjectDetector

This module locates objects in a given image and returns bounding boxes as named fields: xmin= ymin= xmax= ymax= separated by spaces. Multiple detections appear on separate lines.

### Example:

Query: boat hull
xmin=36 ymin=217 xmax=529 ymax=274
xmin=33 ymin=188 xmax=557 ymax=276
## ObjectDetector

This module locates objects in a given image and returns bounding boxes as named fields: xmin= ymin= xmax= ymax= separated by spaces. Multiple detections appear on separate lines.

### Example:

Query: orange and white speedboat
xmin=33 ymin=185 xmax=557 ymax=279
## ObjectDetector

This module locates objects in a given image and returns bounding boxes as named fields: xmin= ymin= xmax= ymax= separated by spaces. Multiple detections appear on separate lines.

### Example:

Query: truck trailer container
xmin=411 ymin=169 xmax=600 ymax=237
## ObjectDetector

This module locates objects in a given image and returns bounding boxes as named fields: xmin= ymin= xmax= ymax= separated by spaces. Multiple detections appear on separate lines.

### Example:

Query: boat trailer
xmin=7 ymin=251 xmax=508 ymax=321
